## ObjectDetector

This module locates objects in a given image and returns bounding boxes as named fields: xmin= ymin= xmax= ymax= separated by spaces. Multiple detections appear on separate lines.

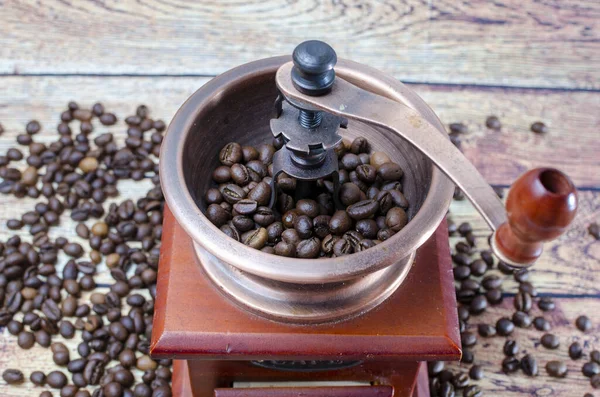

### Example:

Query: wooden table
xmin=0 ymin=1 xmax=598 ymax=396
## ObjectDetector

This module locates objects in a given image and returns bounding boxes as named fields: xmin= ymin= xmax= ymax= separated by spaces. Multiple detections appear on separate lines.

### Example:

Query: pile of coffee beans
xmin=0 ymin=103 xmax=171 ymax=396
xmin=205 ymin=137 xmax=410 ymax=257
xmin=428 ymin=118 xmax=599 ymax=397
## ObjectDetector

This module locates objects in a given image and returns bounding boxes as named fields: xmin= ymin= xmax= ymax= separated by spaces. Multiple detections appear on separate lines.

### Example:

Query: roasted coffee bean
xmin=478 ymin=324 xmax=496 ymax=337
xmin=502 ymin=356 xmax=520 ymax=373
xmin=2 ymin=368 xmax=24 ymax=384
xmin=294 ymin=215 xmax=313 ymax=239
xmin=206 ymin=204 xmax=230 ymax=226
xmin=219 ymin=142 xmax=243 ymax=166
xmin=533 ymin=316 xmax=551 ymax=331
xmin=569 ymin=342 xmax=583 ymax=360
xmin=233 ymin=199 xmax=258 ymax=215
xmin=541 ymin=333 xmax=560 ymax=349
xmin=347 ymin=200 xmax=379 ymax=220
xmin=485 ymin=115 xmax=501 ymax=130
xmin=241 ymin=228 xmax=268 ymax=249
xmin=576 ymin=315 xmax=592 ymax=332
xmin=222 ymin=184 xmax=246 ymax=204
xmin=247 ymin=182 xmax=271 ymax=206
xmin=54 ymin=350 xmax=71 ymax=366
xmin=591 ymin=350 xmax=600 ymax=364
xmin=503 ymin=340 xmax=519 ymax=357
xmin=537 ymin=296 xmax=555 ymax=311
xmin=584 ymin=362 xmax=600 ymax=378
xmin=47 ymin=370 xmax=68 ymax=389
xmin=469 ymin=295 xmax=487 ymax=315
xmin=377 ymin=162 xmax=403 ymax=181
xmin=512 ymin=311 xmax=532 ymax=328
xmin=467 ymin=365 xmax=483 ymax=381
xmin=453 ymin=266 xmax=471 ymax=281
xmin=514 ymin=291 xmax=532 ymax=312
xmin=385 ymin=207 xmax=407 ymax=231
xmin=30 ymin=370 xmax=46 ymax=385
xmin=296 ymin=238 xmax=321 ymax=258
xmin=463 ymin=385 xmax=482 ymax=397
xmin=355 ymin=164 xmax=376 ymax=184
xmin=321 ymin=235 xmax=339 ymax=255
xmin=521 ymin=354 xmax=538 ymax=377
xmin=546 ymin=361 xmax=568 ymax=378
xmin=482 ymin=275 xmax=502 ymax=290
xmin=496 ymin=317 xmax=515 ymax=336
xmin=329 ymin=210 xmax=352 ymax=235
xmin=461 ymin=332 xmax=477 ymax=347
xmin=355 ymin=219 xmax=378 ymax=239
xmin=531 ymin=121 xmax=549 ymax=134
xmin=519 ymin=281 xmax=537 ymax=297
xmin=339 ymin=183 xmax=361 ymax=206
xmin=461 ymin=279 xmax=480 ymax=292
xmin=469 ymin=259 xmax=487 ymax=277
xmin=253 ymin=207 xmax=275 ymax=226
xmin=333 ymin=238 xmax=353 ymax=256
xmin=18 ymin=330 xmax=35 ymax=349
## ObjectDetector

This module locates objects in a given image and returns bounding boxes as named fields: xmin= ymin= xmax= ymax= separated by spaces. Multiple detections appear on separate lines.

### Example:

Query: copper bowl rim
xmin=160 ymin=56 xmax=454 ymax=284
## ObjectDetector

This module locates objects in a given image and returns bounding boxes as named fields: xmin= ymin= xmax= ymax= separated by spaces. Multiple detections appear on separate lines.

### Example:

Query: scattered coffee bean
xmin=583 ymin=362 xmax=600 ymax=378
xmin=496 ymin=317 xmax=515 ymax=336
xmin=503 ymin=340 xmax=519 ymax=356
xmin=533 ymin=316 xmax=551 ymax=332
xmin=531 ymin=121 xmax=549 ymax=134
xmin=469 ymin=365 xmax=484 ymax=380
xmin=576 ymin=315 xmax=592 ymax=332
xmin=546 ymin=361 xmax=568 ymax=378
xmin=538 ymin=297 xmax=555 ymax=311
xmin=569 ymin=342 xmax=583 ymax=360
xmin=521 ymin=354 xmax=538 ymax=377
xmin=502 ymin=357 xmax=520 ymax=373
xmin=478 ymin=324 xmax=496 ymax=337
xmin=2 ymin=369 xmax=24 ymax=384
xmin=485 ymin=115 xmax=501 ymax=130
xmin=541 ymin=333 xmax=560 ymax=349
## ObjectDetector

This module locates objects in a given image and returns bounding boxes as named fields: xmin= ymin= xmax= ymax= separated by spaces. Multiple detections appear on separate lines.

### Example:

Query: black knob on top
xmin=291 ymin=40 xmax=337 ymax=96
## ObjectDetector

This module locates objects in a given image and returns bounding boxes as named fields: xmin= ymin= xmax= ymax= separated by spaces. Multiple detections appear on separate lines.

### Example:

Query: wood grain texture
xmin=445 ymin=297 xmax=600 ymax=397
xmin=0 ymin=76 xmax=598 ymax=187
xmin=1 ymin=1 xmax=599 ymax=89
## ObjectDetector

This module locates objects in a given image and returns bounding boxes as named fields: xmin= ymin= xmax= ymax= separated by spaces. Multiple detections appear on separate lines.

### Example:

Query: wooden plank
xmin=1 ymin=1 xmax=599 ymax=89
xmin=445 ymin=297 xmax=600 ymax=397
xmin=0 ymin=76 xmax=598 ymax=187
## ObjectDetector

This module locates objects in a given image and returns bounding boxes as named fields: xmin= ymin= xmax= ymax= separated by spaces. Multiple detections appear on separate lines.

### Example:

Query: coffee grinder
xmin=150 ymin=41 xmax=578 ymax=396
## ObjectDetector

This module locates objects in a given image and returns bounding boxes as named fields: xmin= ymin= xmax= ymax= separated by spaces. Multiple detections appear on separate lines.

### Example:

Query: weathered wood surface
xmin=0 ymin=76 xmax=598 ymax=187
xmin=445 ymin=297 xmax=600 ymax=397
xmin=1 ymin=1 xmax=600 ymax=89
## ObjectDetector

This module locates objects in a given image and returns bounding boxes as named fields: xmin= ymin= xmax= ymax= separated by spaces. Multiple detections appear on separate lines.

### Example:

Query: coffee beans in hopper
xmin=205 ymin=138 xmax=411 ymax=257
xmin=0 ymin=103 xmax=171 ymax=395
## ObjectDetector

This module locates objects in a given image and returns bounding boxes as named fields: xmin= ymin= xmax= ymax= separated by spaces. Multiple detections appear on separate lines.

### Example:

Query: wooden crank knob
xmin=492 ymin=168 xmax=578 ymax=268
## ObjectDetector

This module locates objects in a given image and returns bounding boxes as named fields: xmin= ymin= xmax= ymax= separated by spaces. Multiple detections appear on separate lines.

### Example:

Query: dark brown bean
xmin=546 ymin=361 xmax=568 ymax=378
xmin=576 ymin=315 xmax=592 ymax=332
xmin=2 ymin=369 xmax=24 ymax=384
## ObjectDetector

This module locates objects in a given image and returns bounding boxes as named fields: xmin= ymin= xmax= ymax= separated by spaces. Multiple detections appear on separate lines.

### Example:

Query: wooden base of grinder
xmin=152 ymin=206 xmax=461 ymax=396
